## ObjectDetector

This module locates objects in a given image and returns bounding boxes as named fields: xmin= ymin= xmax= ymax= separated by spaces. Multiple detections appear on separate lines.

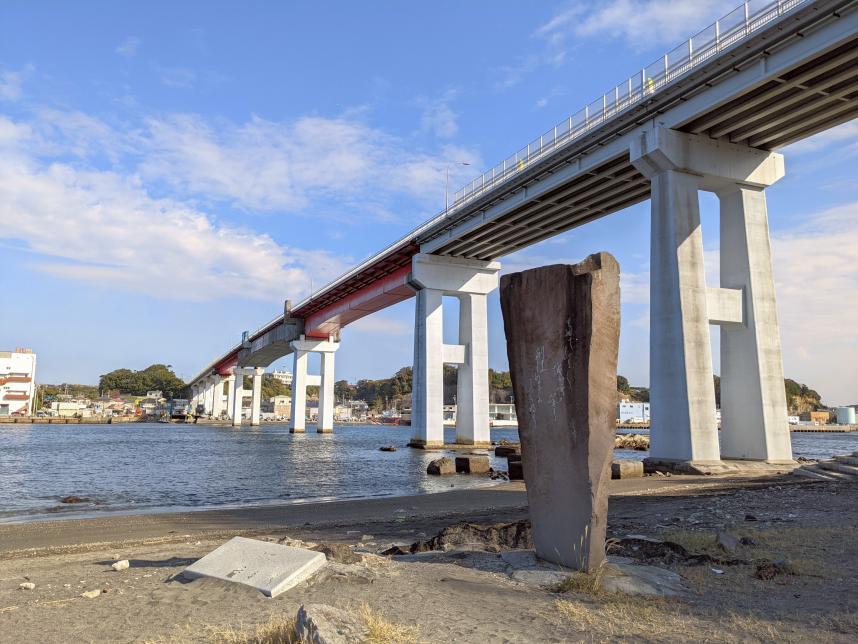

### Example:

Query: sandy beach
xmin=2 ymin=475 xmax=857 ymax=642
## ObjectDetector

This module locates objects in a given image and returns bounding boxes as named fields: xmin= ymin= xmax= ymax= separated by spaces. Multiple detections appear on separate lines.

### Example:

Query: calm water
xmin=1 ymin=423 xmax=855 ymax=523
xmin=0 ymin=423 xmax=519 ymax=523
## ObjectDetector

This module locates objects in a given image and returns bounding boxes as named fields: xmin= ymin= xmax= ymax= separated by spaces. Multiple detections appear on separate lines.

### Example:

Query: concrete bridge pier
xmin=208 ymin=375 xmax=223 ymax=418
xmin=408 ymin=253 xmax=500 ymax=448
xmin=230 ymin=369 xmax=245 ymax=427
xmin=250 ymin=367 xmax=264 ymax=426
xmin=289 ymin=336 xmax=340 ymax=433
xmin=224 ymin=373 xmax=236 ymax=421
xmin=630 ymin=126 xmax=793 ymax=468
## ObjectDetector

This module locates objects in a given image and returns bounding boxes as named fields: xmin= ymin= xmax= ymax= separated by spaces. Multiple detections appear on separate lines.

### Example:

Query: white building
xmin=0 ymin=348 xmax=37 ymax=416
xmin=617 ymin=401 xmax=650 ymax=423
xmin=271 ymin=370 xmax=293 ymax=386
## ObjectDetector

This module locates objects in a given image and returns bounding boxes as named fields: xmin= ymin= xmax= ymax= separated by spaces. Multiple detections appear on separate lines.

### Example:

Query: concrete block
xmin=455 ymin=455 xmax=490 ymax=474
xmin=183 ymin=536 xmax=327 ymax=597
xmin=294 ymin=603 xmax=366 ymax=644
xmin=500 ymin=252 xmax=620 ymax=572
xmin=426 ymin=457 xmax=455 ymax=475
xmin=611 ymin=461 xmax=644 ymax=479
xmin=494 ymin=445 xmax=520 ymax=457
xmin=508 ymin=460 xmax=523 ymax=481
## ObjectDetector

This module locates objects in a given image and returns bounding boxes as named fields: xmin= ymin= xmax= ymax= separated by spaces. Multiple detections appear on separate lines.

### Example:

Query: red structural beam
xmin=303 ymin=265 xmax=414 ymax=338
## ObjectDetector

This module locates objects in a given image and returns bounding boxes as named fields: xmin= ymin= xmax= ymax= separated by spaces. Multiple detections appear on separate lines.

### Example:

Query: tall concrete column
xmin=318 ymin=349 xmax=337 ymax=433
xmin=290 ymin=349 xmax=308 ymax=433
xmin=205 ymin=377 xmax=216 ymax=416
xmin=647 ymin=168 xmax=720 ymax=463
xmin=289 ymin=337 xmax=339 ymax=434
xmin=225 ymin=374 xmax=236 ymax=420
xmin=717 ymin=185 xmax=792 ymax=462
xmin=408 ymin=253 xmax=500 ymax=448
xmin=250 ymin=367 xmax=264 ymax=426
xmin=231 ymin=369 xmax=244 ymax=427
xmin=631 ymin=126 xmax=791 ymax=467
xmin=211 ymin=375 xmax=224 ymax=418
xmin=410 ymin=287 xmax=445 ymax=448
xmin=455 ymin=292 xmax=491 ymax=446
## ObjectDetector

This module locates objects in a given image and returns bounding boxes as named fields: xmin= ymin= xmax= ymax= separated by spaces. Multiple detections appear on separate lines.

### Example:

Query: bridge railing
xmin=279 ymin=0 xmax=808 ymax=328
xmin=448 ymin=0 xmax=807 ymax=212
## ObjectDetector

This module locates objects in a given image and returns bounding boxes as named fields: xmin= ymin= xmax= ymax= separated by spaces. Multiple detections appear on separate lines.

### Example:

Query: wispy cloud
xmin=417 ymin=91 xmax=459 ymax=139
xmin=159 ymin=66 xmax=196 ymax=88
xmin=0 ymin=65 xmax=33 ymax=101
xmin=0 ymin=116 xmax=348 ymax=301
xmin=115 ymin=36 xmax=142 ymax=58
xmin=538 ymin=1 xmax=737 ymax=54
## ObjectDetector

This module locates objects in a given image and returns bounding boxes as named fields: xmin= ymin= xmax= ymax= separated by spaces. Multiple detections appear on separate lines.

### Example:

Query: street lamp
xmin=445 ymin=161 xmax=471 ymax=216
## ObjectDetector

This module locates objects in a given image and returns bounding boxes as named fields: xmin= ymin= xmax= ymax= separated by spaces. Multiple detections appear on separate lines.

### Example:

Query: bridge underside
xmin=426 ymin=30 xmax=858 ymax=262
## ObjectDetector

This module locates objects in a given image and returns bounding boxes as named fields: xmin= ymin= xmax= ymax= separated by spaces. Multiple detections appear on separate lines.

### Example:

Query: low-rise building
xmin=271 ymin=370 xmax=293 ymax=386
xmin=617 ymin=401 xmax=650 ymax=423
xmin=270 ymin=395 xmax=291 ymax=417
xmin=799 ymin=410 xmax=831 ymax=425
xmin=0 ymin=348 xmax=37 ymax=416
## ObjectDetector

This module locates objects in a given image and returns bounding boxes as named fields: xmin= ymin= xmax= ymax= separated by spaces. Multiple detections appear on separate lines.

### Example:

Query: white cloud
xmin=0 ymin=116 xmax=348 ymax=302
xmin=785 ymin=121 xmax=858 ymax=155
xmin=115 ymin=36 xmax=142 ymax=58
xmin=418 ymin=92 xmax=459 ymax=139
xmin=138 ymin=113 xmax=480 ymax=214
xmin=0 ymin=65 xmax=33 ymax=101
xmin=538 ymin=1 xmax=737 ymax=54
xmin=159 ymin=66 xmax=196 ymax=88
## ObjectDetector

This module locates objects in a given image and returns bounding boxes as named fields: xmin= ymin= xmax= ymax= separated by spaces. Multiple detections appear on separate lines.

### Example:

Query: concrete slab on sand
xmin=182 ymin=536 xmax=327 ymax=597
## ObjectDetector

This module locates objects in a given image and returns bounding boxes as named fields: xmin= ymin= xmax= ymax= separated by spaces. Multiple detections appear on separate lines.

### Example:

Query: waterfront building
xmin=800 ymin=410 xmax=831 ymax=425
xmin=617 ymin=401 xmax=651 ymax=423
xmin=270 ymin=394 xmax=291 ymax=417
xmin=271 ymin=370 xmax=293 ymax=386
xmin=0 ymin=348 xmax=37 ymax=416
xmin=489 ymin=403 xmax=518 ymax=427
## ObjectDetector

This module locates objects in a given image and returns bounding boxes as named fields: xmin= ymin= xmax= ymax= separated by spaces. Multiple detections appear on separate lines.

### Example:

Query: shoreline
xmin=0 ymin=475 xmax=792 ymax=555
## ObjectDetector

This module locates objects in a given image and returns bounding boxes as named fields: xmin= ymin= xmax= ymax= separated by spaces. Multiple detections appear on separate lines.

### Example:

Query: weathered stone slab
xmin=611 ymin=460 xmax=644 ymax=479
xmin=455 ymin=455 xmax=490 ymax=474
xmin=500 ymin=252 xmax=620 ymax=572
xmin=182 ymin=536 xmax=327 ymax=597
xmin=295 ymin=603 xmax=366 ymax=644
xmin=426 ymin=457 xmax=454 ymax=475
xmin=507 ymin=459 xmax=523 ymax=481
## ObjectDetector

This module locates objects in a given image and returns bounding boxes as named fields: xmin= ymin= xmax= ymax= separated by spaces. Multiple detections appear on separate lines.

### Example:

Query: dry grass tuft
xmin=555 ymin=596 xmax=807 ymax=642
xmin=146 ymin=615 xmax=302 ymax=644
xmin=550 ymin=571 xmax=601 ymax=595
xmin=358 ymin=603 xmax=422 ymax=644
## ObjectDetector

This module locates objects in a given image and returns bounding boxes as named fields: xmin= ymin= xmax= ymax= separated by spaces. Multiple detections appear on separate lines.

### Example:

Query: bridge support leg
xmin=231 ymin=369 xmax=244 ymax=427
xmin=290 ymin=350 xmax=308 ymax=433
xmin=225 ymin=374 xmax=235 ymax=420
xmin=250 ymin=367 xmax=264 ymax=426
xmin=408 ymin=254 xmax=500 ymax=448
xmin=210 ymin=376 xmax=223 ymax=419
xmin=410 ymin=288 xmax=445 ymax=448
xmin=717 ymin=186 xmax=792 ymax=462
xmin=631 ymin=126 xmax=792 ymax=468
xmin=455 ymin=292 xmax=491 ymax=446
xmin=203 ymin=378 xmax=214 ymax=416
xmin=317 ymin=348 xmax=338 ymax=433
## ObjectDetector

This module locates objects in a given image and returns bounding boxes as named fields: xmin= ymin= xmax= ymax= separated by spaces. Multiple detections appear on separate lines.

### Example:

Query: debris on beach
xmin=111 ymin=560 xmax=130 ymax=571
xmin=60 ymin=495 xmax=90 ymax=504
xmin=19 ymin=582 xmax=35 ymax=591
xmin=455 ymin=455 xmax=490 ymax=474
xmin=382 ymin=520 xmax=532 ymax=555
xmin=81 ymin=589 xmax=102 ymax=599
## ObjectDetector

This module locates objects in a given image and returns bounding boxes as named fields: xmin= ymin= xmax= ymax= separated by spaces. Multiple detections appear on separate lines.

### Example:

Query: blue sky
xmin=1 ymin=1 xmax=856 ymax=403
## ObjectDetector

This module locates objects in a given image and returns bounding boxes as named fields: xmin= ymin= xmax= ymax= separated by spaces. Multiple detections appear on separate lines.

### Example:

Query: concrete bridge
xmin=188 ymin=0 xmax=858 ymax=468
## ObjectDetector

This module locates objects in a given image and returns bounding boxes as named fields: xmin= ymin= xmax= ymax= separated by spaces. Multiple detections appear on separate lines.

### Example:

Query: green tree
xmin=617 ymin=375 xmax=630 ymax=395
xmin=98 ymin=364 xmax=186 ymax=398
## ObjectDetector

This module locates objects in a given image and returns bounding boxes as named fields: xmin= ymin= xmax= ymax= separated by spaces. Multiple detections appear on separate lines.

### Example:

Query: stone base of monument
xmin=644 ymin=458 xmax=798 ymax=476
xmin=182 ymin=536 xmax=327 ymax=597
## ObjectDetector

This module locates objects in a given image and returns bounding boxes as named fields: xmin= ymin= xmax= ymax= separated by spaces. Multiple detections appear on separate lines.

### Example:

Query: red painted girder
xmin=304 ymin=265 xmax=415 ymax=338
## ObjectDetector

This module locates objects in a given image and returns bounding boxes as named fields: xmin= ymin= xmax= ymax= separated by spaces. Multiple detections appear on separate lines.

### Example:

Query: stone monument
xmin=499 ymin=252 xmax=620 ymax=571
